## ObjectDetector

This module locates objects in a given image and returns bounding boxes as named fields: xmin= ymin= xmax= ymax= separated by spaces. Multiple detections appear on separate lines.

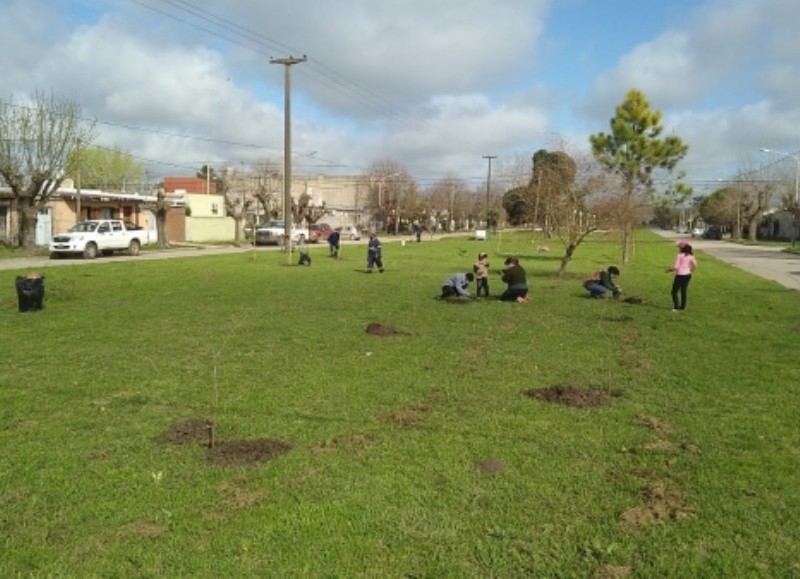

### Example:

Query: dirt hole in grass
xmin=623 ymin=296 xmax=643 ymax=304
xmin=619 ymin=481 xmax=694 ymax=531
xmin=476 ymin=458 xmax=506 ymax=474
xmin=159 ymin=418 xmax=214 ymax=445
xmin=160 ymin=419 xmax=290 ymax=467
xmin=525 ymin=385 xmax=622 ymax=408
xmin=207 ymin=439 xmax=291 ymax=467
xmin=366 ymin=322 xmax=409 ymax=336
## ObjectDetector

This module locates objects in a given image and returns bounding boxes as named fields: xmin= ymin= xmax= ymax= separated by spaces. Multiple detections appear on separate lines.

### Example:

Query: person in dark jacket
xmin=366 ymin=233 xmax=384 ymax=273
xmin=328 ymin=228 xmax=341 ymax=258
xmin=499 ymin=257 xmax=529 ymax=302
xmin=584 ymin=266 xmax=621 ymax=299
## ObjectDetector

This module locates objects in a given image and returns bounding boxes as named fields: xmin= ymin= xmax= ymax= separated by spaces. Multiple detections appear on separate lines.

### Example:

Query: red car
xmin=309 ymin=223 xmax=334 ymax=243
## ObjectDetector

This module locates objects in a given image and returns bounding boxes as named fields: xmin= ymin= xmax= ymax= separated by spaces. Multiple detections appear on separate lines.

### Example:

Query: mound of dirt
xmin=623 ymin=296 xmax=643 ymax=304
xmin=476 ymin=458 xmax=506 ymax=474
xmin=525 ymin=385 xmax=622 ymax=408
xmin=366 ymin=322 xmax=409 ymax=336
xmin=159 ymin=418 xmax=214 ymax=445
xmin=207 ymin=438 xmax=291 ymax=466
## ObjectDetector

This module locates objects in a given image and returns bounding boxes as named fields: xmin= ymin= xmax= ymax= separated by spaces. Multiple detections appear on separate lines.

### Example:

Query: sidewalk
xmin=652 ymin=229 xmax=800 ymax=292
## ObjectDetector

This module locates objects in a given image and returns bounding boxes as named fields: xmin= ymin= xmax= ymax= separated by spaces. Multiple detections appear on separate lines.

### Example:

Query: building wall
xmin=184 ymin=193 xmax=234 ymax=242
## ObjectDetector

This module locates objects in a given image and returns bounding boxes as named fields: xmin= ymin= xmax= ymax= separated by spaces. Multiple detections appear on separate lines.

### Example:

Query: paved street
xmin=652 ymin=229 xmax=800 ymax=292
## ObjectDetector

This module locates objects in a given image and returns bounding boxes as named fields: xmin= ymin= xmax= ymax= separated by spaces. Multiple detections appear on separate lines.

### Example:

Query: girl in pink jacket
xmin=668 ymin=242 xmax=697 ymax=311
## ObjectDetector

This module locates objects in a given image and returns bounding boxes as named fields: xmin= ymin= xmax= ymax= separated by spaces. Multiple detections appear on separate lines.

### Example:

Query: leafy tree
xmin=68 ymin=145 xmax=143 ymax=191
xmin=590 ymin=89 xmax=689 ymax=263
xmin=501 ymin=186 xmax=528 ymax=226
xmin=0 ymin=93 xmax=95 ymax=248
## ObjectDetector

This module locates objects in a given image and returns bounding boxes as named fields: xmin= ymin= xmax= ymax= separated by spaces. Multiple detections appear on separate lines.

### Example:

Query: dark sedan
xmin=702 ymin=226 xmax=723 ymax=240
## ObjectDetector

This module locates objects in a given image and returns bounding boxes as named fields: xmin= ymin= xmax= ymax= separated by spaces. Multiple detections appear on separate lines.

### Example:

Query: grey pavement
xmin=651 ymin=228 xmax=800 ymax=292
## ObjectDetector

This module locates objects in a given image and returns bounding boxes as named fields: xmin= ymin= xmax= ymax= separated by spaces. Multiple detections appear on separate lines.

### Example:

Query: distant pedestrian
xmin=499 ymin=256 xmax=529 ymax=303
xmin=667 ymin=241 xmax=697 ymax=311
xmin=413 ymin=219 xmax=422 ymax=243
xmin=473 ymin=252 xmax=490 ymax=297
xmin=366 ymin=233 xmax=384 ymax=273
xmin=440 ymin=272 xmax=474 ymax=299
xmin=328 ymin=228 xmax=341 ymax=258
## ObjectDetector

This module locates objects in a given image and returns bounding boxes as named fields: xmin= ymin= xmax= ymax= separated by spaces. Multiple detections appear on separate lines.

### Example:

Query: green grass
xmin=1 ymin=230 xmax=799 ymax=577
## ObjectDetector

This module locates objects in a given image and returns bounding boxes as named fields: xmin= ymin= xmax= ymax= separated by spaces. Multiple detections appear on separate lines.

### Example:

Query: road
xmin=652 ymin=229 xmax=800 ymax=292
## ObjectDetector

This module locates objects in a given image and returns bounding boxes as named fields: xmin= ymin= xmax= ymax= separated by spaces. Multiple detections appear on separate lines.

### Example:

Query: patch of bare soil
xmin=218 ymin=477 xmax=265 ymax=508
xmin=207 ymin=438 xmax=291 ymax=466
xmin=476 ymin=458 xmax=506 ymax=474
xmin=619 ymin=481 xmax=694 ymax=531
xmin=386 ymin=388 xmax=443 ymax=427
xmin=118 ymin=521 xmax=166 ymax=538
xmin=635 ymin=415 xmax=672 ymax=438
xmin=310 ymin=432 xmax=374 ymax=454
xmin=159 ymin=418 xmax=214 ymax=445
xmin=365 ymin=322 xmax=409 ymax=336
xmin=525 ymin=385 xmax=622 ymax=408
xmin=622 ymin=296 xmax=643 ymax=304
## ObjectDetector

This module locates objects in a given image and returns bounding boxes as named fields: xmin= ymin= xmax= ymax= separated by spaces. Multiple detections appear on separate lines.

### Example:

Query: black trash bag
xmin=16 ymin=275 xmax=45 ymax=312
xmin=298 ymin=252 xmax=311 ymax=266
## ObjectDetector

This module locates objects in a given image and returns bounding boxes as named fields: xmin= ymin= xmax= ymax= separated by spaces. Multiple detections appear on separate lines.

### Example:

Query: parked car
xmin=255 ymin=220 xmax=309 ymax=245
xmin=702 ymin=226 xmax=723 ymax=240
xmin=691 ymin=226 xmax=706 ymax=238
xmin=309 ymin=223 xmax=334 ymax=243
xmin=338 ymin=225 xmax=362 ymax=241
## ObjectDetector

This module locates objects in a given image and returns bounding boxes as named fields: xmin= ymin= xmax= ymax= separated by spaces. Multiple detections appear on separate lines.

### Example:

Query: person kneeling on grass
xmin=499 ymin=257 xmax=529 ymax=303
xmin=440 ymin=272 xmax=474 ymax=299
xmin=584 ymin=266 xmax=621 ymax=299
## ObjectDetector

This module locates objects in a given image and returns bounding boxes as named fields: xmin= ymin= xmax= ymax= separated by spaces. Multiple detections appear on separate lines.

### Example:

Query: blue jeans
xmin=585 ymin=282 xmax=607 ymax=298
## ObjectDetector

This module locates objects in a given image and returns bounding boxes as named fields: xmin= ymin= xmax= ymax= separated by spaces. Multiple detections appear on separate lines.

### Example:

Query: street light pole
xmin=482 ymin=154 xmax=496 ymax=230
xmin=270 ymin=55 xmax=306 ymax=261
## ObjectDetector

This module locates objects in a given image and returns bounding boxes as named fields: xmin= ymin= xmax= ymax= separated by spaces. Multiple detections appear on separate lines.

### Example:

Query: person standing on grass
xmin=440 ymin=272 xmax=474 ymax=299
xmin=499 ymin=256 xmax=529 ymax=303
xmin=667 ymin=241 xmax=697 ymax=311
xmin=473 ymin=252 xmax=490 ymax=297
xmin=328 ymin=228 xmax=341 ymax=258
xmin=366 ymin=233 xmax=384 ymax=273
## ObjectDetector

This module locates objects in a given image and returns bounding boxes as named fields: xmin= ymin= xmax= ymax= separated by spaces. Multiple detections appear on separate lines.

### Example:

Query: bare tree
xmin=219 ymin=166 xmax=255 ymax=243
xmin=0 ymin=93 xmax=95 ymax=248
xmin=141 ymin=184 xmax=171 ymax=249
xmin=252 ymin=160 xmax=282 ymax=223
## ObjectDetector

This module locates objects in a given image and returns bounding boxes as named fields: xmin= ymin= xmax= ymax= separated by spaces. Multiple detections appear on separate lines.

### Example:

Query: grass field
xmin=1 ymin=230 xmax=799 ymax=577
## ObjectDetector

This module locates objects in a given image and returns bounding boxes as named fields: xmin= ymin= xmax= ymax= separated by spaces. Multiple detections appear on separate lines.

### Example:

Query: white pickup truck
xmin=254 ymin=220 xmax=310 ymax=246
xmin=49 ymin=219 xmax=150 ymax=259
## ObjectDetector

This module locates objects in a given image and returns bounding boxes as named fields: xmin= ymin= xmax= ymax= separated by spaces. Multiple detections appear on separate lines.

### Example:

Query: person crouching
xmin=440 ymin=272 xmax=474 ymax=299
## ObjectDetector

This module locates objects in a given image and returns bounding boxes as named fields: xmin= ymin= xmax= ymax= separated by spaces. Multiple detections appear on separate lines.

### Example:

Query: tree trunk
xmin=17 ymin=204 xmax=38 ymax=249
xmin=557 ymin=244 xmax=576 ymax=277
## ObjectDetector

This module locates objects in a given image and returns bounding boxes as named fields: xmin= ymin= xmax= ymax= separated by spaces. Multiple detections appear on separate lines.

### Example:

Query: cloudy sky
xmin=2 ymin=0 xmax=799 ymax=193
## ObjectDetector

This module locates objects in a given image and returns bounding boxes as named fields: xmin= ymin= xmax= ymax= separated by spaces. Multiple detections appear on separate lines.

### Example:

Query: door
xmin=35 ymin=207 xmax=52 ymax=246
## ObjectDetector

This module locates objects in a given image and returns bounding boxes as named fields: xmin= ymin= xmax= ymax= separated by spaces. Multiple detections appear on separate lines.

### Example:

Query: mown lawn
xmin=1 ymin=230 xmax=798 ymax=577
